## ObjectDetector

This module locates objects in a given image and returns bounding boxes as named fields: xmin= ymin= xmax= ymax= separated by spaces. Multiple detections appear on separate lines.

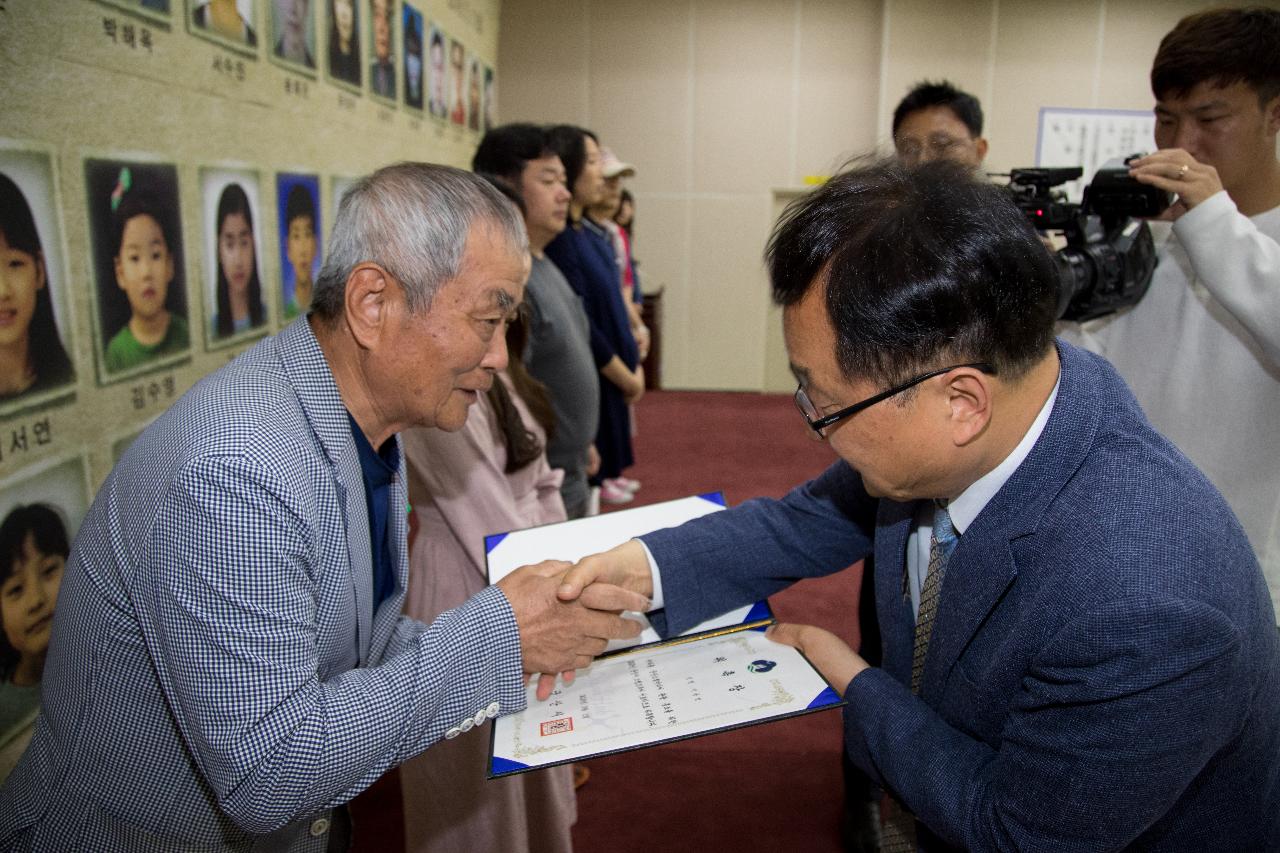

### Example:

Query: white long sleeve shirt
xmin=1062 ymin=190 xmax=1280 ymax=620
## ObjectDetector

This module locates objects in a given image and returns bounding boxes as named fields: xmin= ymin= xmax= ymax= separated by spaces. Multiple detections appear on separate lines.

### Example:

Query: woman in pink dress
xmin=398 ymin=314 xmax=576 ymax=853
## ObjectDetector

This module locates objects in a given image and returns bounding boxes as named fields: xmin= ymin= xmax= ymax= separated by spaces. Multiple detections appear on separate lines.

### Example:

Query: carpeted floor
xmin=352 ymin=389 xmax=865 ymax=852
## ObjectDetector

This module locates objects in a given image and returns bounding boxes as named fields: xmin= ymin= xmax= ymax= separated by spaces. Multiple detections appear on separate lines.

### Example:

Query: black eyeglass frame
xmin=794 ymin=362 xmax=996 ymax=437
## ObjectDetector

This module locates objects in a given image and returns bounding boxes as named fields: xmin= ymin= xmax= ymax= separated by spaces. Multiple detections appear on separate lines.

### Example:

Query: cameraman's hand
xmin=1129 ymin=149 xmax=1223 ymax=218
xmin=497 ymin=560 xmax=648 ymax=699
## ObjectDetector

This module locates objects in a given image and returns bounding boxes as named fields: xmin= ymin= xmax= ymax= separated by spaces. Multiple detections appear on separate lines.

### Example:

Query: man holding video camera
xmin=1072 ymin=7 xmax=1280 ymax=621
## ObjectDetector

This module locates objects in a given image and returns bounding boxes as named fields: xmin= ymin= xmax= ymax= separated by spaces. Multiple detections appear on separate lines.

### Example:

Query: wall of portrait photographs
xmin=0 ymin=0 xmax=499 ymax=758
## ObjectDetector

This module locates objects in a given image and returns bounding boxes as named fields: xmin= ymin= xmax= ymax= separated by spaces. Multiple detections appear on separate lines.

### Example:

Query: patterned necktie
xmin=882 ymin=501 xmax=959 ymax=853
xmin=912 ymin=502 xmax=957 ymax=694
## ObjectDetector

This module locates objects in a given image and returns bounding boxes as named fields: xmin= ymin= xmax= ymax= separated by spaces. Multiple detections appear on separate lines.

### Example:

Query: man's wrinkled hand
xmin=497 ymin=559 xmax=647 ymax=698
xmin=766 ymin=623 xmax=868 ymax=696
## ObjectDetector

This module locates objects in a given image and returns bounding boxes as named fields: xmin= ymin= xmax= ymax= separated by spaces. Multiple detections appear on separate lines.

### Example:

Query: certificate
xmin=485 ymin=493 xmax=772 ymax=655
xmin=489 ymin=627 xmax=843 ymax=776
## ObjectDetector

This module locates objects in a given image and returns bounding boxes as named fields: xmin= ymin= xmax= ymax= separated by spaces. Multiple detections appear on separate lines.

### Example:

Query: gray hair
xmin=312 ymin=162 xmax=528 ymax=321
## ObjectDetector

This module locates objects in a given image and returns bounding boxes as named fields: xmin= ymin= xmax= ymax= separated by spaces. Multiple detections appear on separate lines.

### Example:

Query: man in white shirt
xmin=1064 ymin=7 xmax=1280 ymax=620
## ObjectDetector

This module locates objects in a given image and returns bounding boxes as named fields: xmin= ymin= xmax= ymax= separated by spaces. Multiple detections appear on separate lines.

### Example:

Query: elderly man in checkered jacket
xmin=0 ymin=163 xmax=645 ymax=852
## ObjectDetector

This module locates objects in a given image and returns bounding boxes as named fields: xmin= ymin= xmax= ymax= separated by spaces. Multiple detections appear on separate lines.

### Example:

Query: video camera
xmin=1002 ymin=156 xmax=1171 ymax=322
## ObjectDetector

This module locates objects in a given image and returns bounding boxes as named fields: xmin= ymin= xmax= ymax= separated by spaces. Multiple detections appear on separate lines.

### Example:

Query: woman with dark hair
xmin=0 ymin=173 xmax=75 ymax=402
xmin=544 ymin=125 xmax=643 ymax=506
xmin=398 ymin=310 xmax=576 ymax=853
xmin=327 ymin=0 xmax=360 ymax=86
xmin=212 ymin=183 xmax=265 ymax=339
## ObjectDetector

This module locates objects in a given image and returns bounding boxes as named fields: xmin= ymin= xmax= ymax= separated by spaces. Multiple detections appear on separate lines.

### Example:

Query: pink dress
xmin=398 ymin=374 xmax=575 ymax=853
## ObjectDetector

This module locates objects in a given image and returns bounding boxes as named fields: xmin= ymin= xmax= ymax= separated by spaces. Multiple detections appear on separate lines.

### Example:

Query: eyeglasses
xmin=794 ymin=362 xmax=995 ymax=438
xmin=895 ymin=136 xmax=971 ymax=164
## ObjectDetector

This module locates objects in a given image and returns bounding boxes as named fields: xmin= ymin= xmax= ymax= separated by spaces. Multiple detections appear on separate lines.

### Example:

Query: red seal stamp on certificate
xmin=540 ymin=717 xmax=574 ymax=736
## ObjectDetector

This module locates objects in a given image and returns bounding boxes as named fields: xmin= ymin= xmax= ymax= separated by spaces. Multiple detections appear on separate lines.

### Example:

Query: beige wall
xmin=0 ymin=0 xmax=499 ymax=494
xmin=499 ymin=0 xmax=1280 ymax=392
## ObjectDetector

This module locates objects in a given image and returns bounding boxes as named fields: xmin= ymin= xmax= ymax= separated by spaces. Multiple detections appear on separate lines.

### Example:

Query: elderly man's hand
xmin=497 ymin=560 xmax=648 ymax=700
xmin=766 ymin=623 xmax=868 ymax=696
xmin=1128 ymin=149 xmax=1224 ymax=218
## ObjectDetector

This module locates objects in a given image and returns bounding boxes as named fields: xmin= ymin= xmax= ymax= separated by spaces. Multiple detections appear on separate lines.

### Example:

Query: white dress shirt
xmin=906 ymin=375 xmax=1061 ymax=619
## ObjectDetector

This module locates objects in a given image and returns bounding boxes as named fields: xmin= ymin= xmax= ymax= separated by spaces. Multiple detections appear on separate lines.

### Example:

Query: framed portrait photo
xmin=83 ymin=157 xmax=192 ymax=384
xmin=276 ymin=173 xmax=322 ymax=324
xmin=482 ymin=63 xmax=496 ymax=133
xmin=0 ymin=454 xmax=90 ymax=745
xmin=268 ymin=0 xmax=318 ymax=75
xmin=402 ymin=3 xmax=424 ymax=112
xmin=325 ymin=0 xmax=362 ymax=91
xmin=466 ymin=53 xmax=481 ymax=132
xmin=186 ymin=0 xmax=261 ymax=56
xmin=92 ymin=0 xmax=175 ymax=28
xmin=200 ymin=167 xmax=269 ymax=350
xmin=425 ymin=23 xmax=447 ymax=121
xmin=448 ymin=38 xmax=466 ymax=126
xmin=368 ymin=0 xmax=397 ymax=105
xmin=0 ymin=143 xmax=78 ymax=417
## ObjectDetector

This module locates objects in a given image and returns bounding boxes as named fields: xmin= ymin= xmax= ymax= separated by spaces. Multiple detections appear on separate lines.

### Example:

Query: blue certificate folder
xmin=483 ymin=493 xmax=845 ymax=777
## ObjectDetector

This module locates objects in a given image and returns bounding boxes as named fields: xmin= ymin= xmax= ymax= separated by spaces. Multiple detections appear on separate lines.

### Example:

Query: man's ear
xmin=974 ymin=137 xmax=990 ymax=165
xmin=1265 ymin=93 xmax=1280 ymax=137
xmin=344 ymin=264 xmax=392 ymax=350
xmin=944 ymin=369 xmax=992 ymax=447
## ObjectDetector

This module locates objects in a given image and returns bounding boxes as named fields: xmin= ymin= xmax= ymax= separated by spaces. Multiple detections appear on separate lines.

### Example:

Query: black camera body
xmin=1005 ymin=156 xmax=1172 ymax=322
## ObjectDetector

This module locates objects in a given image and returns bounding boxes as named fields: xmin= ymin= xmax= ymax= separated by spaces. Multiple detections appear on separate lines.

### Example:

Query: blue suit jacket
xmin=0 ymin=319 xmax=526 ymax=851
xmin=644 ymin=342 xmax=1280 ymax=851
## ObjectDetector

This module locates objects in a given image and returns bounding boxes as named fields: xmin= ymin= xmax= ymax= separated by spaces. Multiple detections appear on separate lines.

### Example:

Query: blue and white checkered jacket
xmin=0 ymin=318 xmax=526 ymax=851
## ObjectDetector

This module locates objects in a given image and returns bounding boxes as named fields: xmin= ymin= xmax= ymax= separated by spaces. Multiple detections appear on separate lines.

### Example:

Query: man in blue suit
xmin=561 ymin=159 xmax=1280 ymax=850
xmin=0 ymin=163 xmax=645 ymax=851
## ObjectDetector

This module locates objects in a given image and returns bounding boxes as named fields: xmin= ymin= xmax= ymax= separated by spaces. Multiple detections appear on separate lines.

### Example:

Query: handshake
xmin=495 ymin=540 xmax=654 ymax=700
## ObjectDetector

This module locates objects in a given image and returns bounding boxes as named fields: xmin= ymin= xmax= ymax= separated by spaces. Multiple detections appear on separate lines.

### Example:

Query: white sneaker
xmin=599 ymin=480 xmax=635 ymax=504
xmin=611 ymin=476 xmax=642 ymax=494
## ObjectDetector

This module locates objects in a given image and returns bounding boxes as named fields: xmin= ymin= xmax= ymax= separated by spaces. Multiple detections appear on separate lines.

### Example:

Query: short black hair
xmin=546 ymin=124 xmax=598 ymax=194
xmin=1152 ymin=7 xmax=1280 ymax=105
xmin=475 ymin=172 xmax=528 ymax=217
xmin=111 ymin=188 xmax=172 ymax=260
xmin=472 ymin=123 xmax=554 ymax=186
xmin=285 ymin=183 xmax=316 ymax=229
xmin=892 ymin=80 xmax=984 ymax=138
xmin=767 ymin=158 xmax=1057 ymax=387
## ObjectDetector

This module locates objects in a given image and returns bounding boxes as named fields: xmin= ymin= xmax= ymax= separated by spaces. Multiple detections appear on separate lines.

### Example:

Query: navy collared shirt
xmin=347 ymin=412 xmax=400 ymax=612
